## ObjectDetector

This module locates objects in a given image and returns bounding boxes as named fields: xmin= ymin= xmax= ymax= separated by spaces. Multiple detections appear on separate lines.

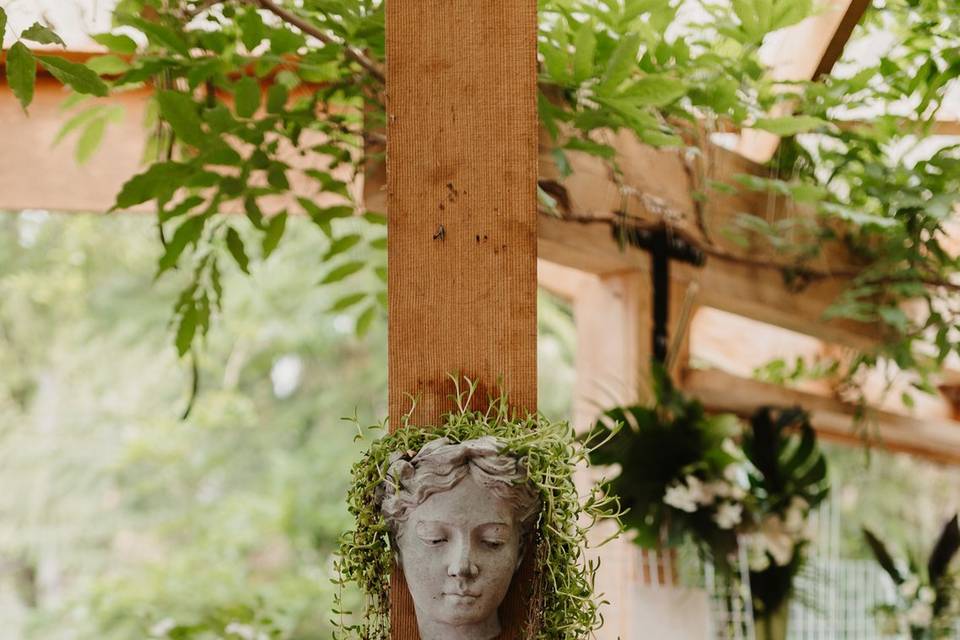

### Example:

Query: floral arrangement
xmin=587 ymin=370 xmax=829 ymax=638
xmin=585 ymin=365 xmax=749 ymax=565
xmin=334 ymin=379 xmax=619 ymax=640
xmin=741 ymin=407 xmax=828 ymax=633
xmin=865 ymin=516 xmax=960 ymax=639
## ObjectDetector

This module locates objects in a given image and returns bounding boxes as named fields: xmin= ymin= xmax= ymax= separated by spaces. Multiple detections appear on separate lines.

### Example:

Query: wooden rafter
xmin=685 ymin=367 xmax=960 ymax=465
xmin=537 ymin=127 xmax=882 ymax=350
xmin=737 ymin=0 xmax=872 ymax=163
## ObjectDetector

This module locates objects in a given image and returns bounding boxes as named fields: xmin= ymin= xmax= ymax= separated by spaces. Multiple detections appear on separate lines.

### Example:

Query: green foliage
xmin=865 ymin=516 xmax=960 ymax=638
xmin=4 ymin=0 xmax=957 ymax=404
xmin=743 ymin=408 xmax=828 ymax=618
xmin=335 ymin=380 xmax=617 ymax=639
xmin=0 ymin=212 xmax=391 ymax=639
xmin=586 ymin=363 xmax=745 ymax=558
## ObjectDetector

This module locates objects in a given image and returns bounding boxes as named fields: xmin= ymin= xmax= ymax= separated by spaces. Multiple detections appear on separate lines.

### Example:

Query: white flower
xmin=705 ymin=480 xmax=732 ymax=499
xmin=747 ymin=540 xmax=770 ymax=571
xmin=759 ymin=515 xmax=795 ymax=566
xmin=784 ymin=497 xmax=809 ymax=533
xmin=686 ymin=475 xmax=714 ymax=506
xmin=918 ymin=586 xmax=936 ymax=604
xmin=664 ymin=482 xmax=698 ymax=513
xmin=226 ymin=623 xmax=258 ymax=640
xmin=149 ymin=618 xmax=176 ymax=637
xmin=900 ymin=576 xmax=920 ymax=599
xmin=713 ymin=502 xmax=743 ymax=529
xmin=721 ymin=438 xmax=741 ymax=459
xmin=905 ymin=601 xmax=933 ymax=627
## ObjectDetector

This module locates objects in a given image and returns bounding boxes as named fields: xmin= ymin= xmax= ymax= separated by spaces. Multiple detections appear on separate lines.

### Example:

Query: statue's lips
xmin=443 ymin=591 xmax=481 ymax=600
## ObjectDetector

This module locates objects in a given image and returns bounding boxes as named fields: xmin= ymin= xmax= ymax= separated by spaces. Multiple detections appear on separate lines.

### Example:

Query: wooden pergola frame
xmin=2 ymin=5 xmax=960 ymax=636
xmin=2 ymin=7 xmax=959 ymax=458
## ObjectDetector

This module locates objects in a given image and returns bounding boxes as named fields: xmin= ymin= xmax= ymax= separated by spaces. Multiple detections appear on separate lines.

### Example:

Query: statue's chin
xmin=415 ymin=612 xmax=501 ymax=640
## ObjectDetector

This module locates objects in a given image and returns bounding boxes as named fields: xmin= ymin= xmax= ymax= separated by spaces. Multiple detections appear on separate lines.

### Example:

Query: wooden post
xmin=386 ymin=1 xmax=538 ymax=638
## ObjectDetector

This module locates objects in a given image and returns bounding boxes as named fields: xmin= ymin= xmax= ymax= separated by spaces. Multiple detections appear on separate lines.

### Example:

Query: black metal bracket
xmin=613 ymin=221 xmax=706 ymax=363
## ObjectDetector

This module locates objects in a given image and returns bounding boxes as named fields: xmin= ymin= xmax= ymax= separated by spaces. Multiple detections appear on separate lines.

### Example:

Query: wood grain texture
xmin=386 ymin=1 xmax=538 ymax=639
xmin=386 ymin=0 xmax=538 ymax=424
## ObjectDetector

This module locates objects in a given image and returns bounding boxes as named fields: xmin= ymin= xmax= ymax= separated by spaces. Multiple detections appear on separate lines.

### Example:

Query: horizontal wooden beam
xmin=685 ymin=367 xmax=960 ymax=466
xmin=537 ymin=128 xmax=881 ymax=349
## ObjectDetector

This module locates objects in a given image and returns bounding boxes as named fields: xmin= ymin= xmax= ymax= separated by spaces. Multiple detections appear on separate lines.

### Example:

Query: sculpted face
xmin=396 ymin=474 xmax=522 ymax=640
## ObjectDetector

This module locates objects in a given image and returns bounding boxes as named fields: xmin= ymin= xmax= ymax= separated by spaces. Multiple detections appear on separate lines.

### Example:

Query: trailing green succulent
xmin=866 ymin=515 xmax=960 ymax=639
xmin=333 ymin=380 xmax=621 ymax=640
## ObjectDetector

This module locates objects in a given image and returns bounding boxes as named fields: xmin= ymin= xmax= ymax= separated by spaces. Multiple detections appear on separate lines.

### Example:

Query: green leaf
xmin=266 ymin=84 xmax=288 ymax=114
xmin=262 ymin=212 xmax=287 ymax=258
xmin=124 ymin=16 xmax=190 ymax=56
xmin=374 ymin=265 xmax=387 ymax=282
xmin=158 ymin=215 xmax=206 ymax=274
xmin=75 ymin=116 xmax=107 ymax=164
xmin=572 ymin=21 xmax=596 ymax=83
xmin=238 ymin=9 xmax=265 ymax=51
xmin=878 ymin=306 xmax=909 ymax=333
xmin=324 ymin=234 xmax=362 ymax=260
xmin=225 ymin=227 xmax=250 ymax=274
xmin=819 ymin=202 xmax=899 ymax=230
xmin=363 ymin=211 xmax=387 ymax=225
xmin=267 ymin=163 xmax=289 ymax=190
xmin=0 ymin=8 xmax=7 ymax=42
xmin=244 ymin=197 xmax=265 ymax=229
xmin=175 ymin=305 xmax=197 ymax=357
xmin=369 ymin=237 xmax=387 ymax=250
xmin=234 ymin=76 xmax=261 ymax=118
xmin=157 ymin=90 xmax=206 ymax=147
xmin=355 ymin=305 xmax=376 ymax=337
xmin=6 ymin=43 xmax=36 ymax=110
xmin=599 ymin=32 xmax=641 ymax=94
xmin=621 ymin=75 xmax=686 ymax=107
xmin=160 ymin=196 xmax=204 ymax=223
xmin=92 ymin=33 xmax=138 ymax=54
xmin=639 ymin=128 xmax=683 ymax=148
xmin=564 ymin=137 xmax=615 ymax=158
xmin=36 ymin=55 xmax=109 ymax=97
xmin=320 ymin=261 xmax=365 ymax=285
xmin=329 ymin=292 xmax=367 ymax=312
xmin=86 ymin=54 xmax=130 ymax=75
xmin=113 ymin=162 xmax=194 ymax=210
xmin=753 ymin=115 xmax=830 ymax=136
xmin=21 ymin=22 xmax=65 ymax=46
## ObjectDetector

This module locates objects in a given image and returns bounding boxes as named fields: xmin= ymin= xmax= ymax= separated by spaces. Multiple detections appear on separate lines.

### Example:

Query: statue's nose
xmin=447 ymin=539 xmax=479 ymax=578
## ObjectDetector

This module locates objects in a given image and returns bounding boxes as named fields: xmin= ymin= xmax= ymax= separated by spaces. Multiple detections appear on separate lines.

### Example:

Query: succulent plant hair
xmin=379 ymin=436 xmax=541 ymax=543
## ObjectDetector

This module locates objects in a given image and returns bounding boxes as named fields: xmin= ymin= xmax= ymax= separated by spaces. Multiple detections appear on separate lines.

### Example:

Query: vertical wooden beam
xmin=386 ymin=1 xmax=537 ymax=639
xmin=572 ymin=273 xmax=649 ymax=640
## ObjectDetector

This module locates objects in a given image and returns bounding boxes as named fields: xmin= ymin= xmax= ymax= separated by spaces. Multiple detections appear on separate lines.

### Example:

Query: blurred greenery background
xmin=1 ymin=211 xmax=958 ymax=638
xmin=0 ymin=210 xmax=575 ymax=638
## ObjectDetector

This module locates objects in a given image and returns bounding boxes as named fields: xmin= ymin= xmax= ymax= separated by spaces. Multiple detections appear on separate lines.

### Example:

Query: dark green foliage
xmin=744 ymin=407 xmax=828 ymax=617
xmin=928 ymin=516 xmax=960 ymax=614
xmin=586 ymin=363 xmax=742 ymax=555
xmin=743 ymin=408 xmax=828 ymax=508
xmin=864 ymin=527 xmax=904 ymax=586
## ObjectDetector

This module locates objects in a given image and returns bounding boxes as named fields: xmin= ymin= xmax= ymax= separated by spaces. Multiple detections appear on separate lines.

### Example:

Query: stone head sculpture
xmin=380 ymin=436 xmax=541 ymax=640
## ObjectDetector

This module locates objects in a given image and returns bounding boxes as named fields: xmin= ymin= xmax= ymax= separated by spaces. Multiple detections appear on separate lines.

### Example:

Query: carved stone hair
xmin=380 ymin=436 xmax=541 ymax=539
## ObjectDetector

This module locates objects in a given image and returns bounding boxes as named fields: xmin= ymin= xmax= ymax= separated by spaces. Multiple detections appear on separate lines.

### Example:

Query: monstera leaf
xmin=743 ymin=407 xmax=828 ymax=510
